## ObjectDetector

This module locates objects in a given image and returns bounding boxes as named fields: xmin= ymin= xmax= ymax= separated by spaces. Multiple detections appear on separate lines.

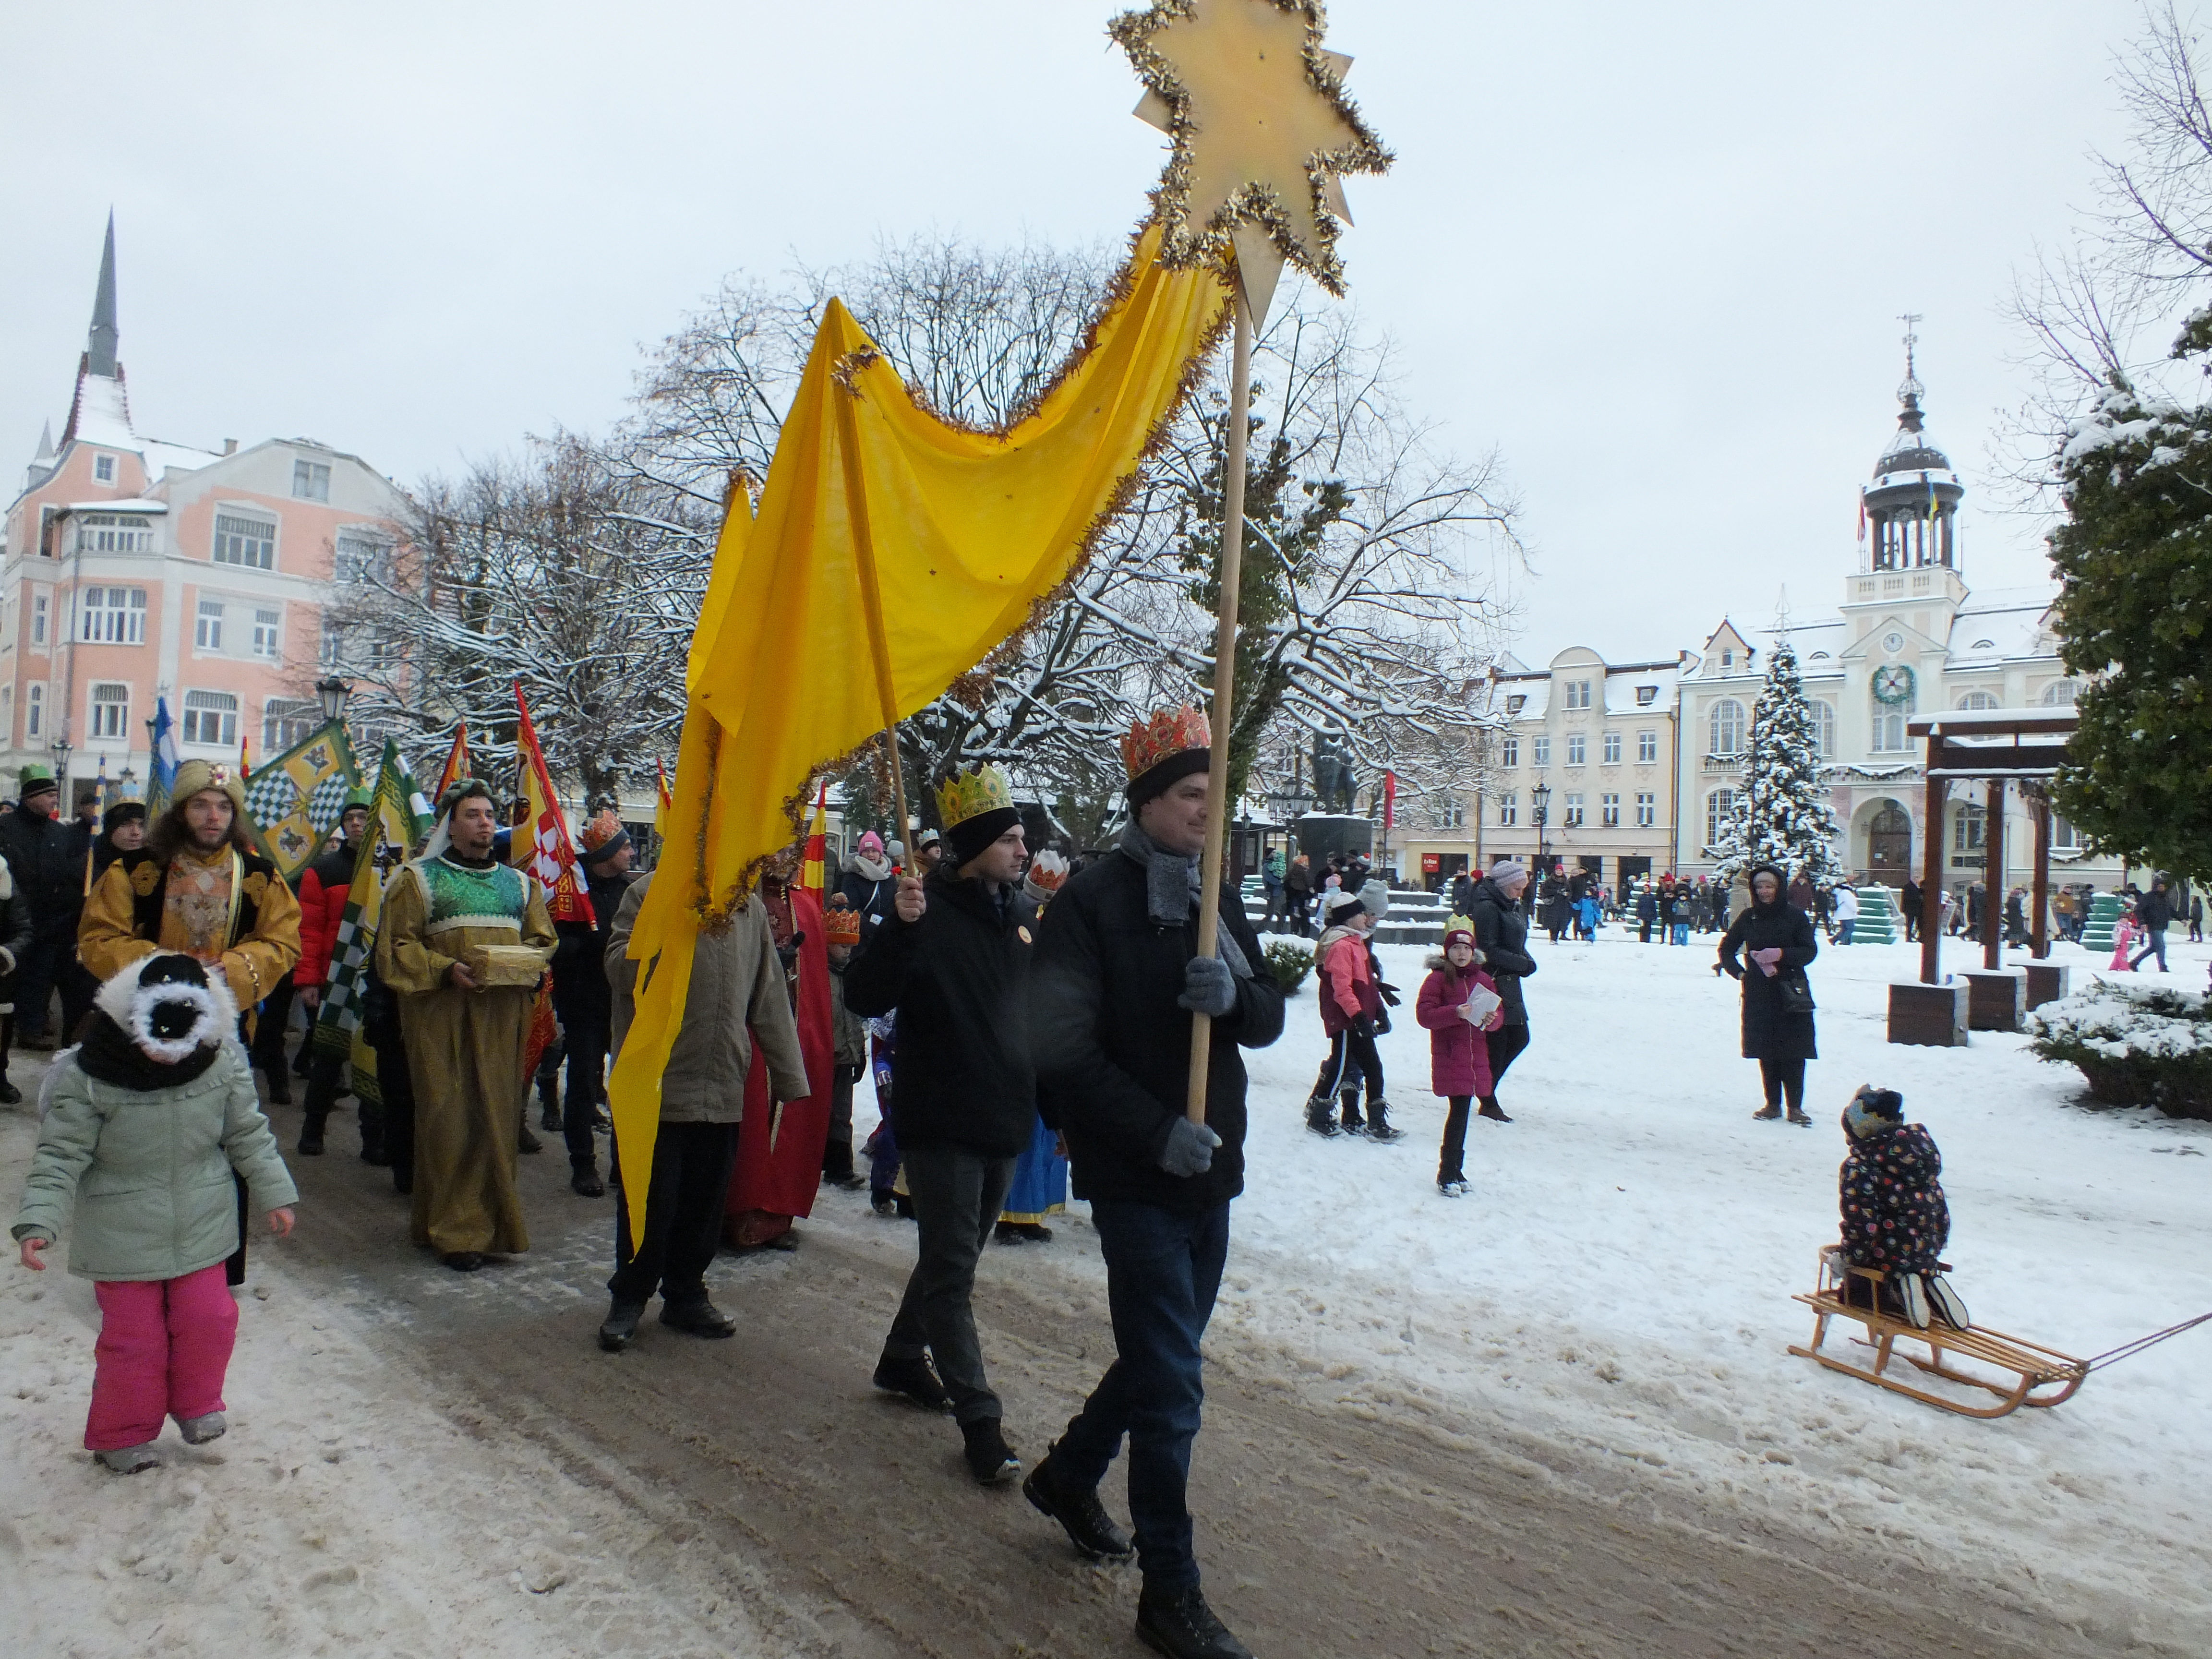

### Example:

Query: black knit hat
xmin=946 ymin=806 xmax=1021 ymax=869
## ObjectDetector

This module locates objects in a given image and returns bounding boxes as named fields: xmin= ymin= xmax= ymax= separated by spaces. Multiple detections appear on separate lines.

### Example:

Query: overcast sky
xmin=0 ymin=1 xmax=2146 ymax=661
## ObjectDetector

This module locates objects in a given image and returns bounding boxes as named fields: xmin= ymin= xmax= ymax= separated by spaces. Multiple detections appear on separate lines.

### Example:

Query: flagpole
xmin=833 ymin=384 xmax=915 ymax=868
xmin=1185 ymin=280 xmax=1256 ymax=1124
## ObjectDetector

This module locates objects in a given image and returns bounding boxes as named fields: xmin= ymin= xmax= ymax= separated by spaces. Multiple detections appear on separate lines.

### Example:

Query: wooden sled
xmin=1789 ymin=1249 xmax=2088 ymax=1419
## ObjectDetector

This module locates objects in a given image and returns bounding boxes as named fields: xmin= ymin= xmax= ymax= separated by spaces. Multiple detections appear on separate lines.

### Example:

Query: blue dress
xmin=999 ymin=1114 xmax=1067 ymax=1224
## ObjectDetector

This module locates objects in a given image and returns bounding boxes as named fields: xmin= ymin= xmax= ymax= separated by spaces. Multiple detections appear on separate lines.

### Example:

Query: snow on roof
xmin=62 ymin=499 xmax=167 ymax=514
xmin=66 ymin=374 xmax=136 ymax=450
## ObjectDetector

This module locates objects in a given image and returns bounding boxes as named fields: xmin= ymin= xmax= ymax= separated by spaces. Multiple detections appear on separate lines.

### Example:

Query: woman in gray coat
xmin=12 ymin=953 xmax=297 ymax=1472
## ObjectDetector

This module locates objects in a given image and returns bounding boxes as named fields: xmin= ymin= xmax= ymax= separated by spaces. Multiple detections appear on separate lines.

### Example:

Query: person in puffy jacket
xmin=10 ymin=953 xmax=297 ymax=1473
xmin=292 ymin=791 xmax=372 ymax=1157
xmin=1304 ymin=887 xmax=1388 ymax=1139
xmin=1837 ymin=1085 xmax=1966 ymax=1330
xmin=1415 ymin=918 xmax=1500 ymax=1196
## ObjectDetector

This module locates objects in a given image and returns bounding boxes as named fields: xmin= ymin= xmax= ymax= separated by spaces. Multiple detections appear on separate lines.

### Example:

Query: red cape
xmin=726 ymin=886 xmax=833 ymax=1243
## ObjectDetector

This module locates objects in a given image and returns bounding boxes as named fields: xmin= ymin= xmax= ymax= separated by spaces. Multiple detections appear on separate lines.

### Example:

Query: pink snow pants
xmin=85 ymin=1265 xmax=238 ymax=1451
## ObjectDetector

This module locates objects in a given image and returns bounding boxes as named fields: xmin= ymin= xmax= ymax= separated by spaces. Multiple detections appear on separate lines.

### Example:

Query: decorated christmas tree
xmin=1738 ymin=638 xmax=1842 ymax=887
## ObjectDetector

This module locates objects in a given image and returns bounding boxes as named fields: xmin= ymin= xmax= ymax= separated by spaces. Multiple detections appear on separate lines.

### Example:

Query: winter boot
xmin=95 ymin=1443 xmax=162 ymax=1474
xmin=1303 ymin=1094 xmax=1341 ymax=1138
xmin=1338 ymin=1088 xmax=1365 ymax=1133
xmin=598 ymin=1300 xmax=646 ymax=1353
xmin=873 ymin=1353 xmax=952 ymax=1413
xmin=962 ymin=1418 xmax=1022 ymax=1486
xmin=175 ymin=1410 xmax=226 ymax=1445
xmin=1023 ymin=1446 xmax=1134 ymax=1561
xmin=1476 ymin=1097 xmax=1513 ymax=1123
xmin=261 ymin=1059 xmax=292 ymax=1107
xmin=659 ymin=1298 xmax=737 ymax=1338
xmin=1926 ymin=1274 xmax=1971 ymax=1330
xmin=296 ymin=1112 xmax=327 ymax=1157
xmin=1437 ymin=1177 xmax=1470 ymax=1197
xmin=1134 ymin=1582 xmax=1254 ymax=1659
xmin=570 ymin=1160 xmax=605 ymax=1198
xmin=1786 ymin=1106 xmax=1813 ymax=1126
xmin=517 ymin=1108 xmax=543 ymax=1155
xmin=1752 ymin=1103 xmax=1783 ymax=1121
xmin=1362 ymin=1099 xmax=1405 ymax=1142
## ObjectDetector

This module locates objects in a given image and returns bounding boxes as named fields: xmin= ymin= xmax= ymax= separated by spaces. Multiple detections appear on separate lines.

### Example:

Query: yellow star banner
xmin=607 ymin=220 xmax=1231 ymax=1247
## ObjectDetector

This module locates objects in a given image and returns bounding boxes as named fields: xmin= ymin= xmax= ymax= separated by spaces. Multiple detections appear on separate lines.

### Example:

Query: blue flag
xmin=148 ymin=695 xmax=180 ymax=811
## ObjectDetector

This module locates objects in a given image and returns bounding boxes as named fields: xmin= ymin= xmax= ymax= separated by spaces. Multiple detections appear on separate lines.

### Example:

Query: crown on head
xmin=1443 ymin=913 xmax=1476 ymax=937
xmin=823 ymin=899 xmax=863 ymax=946
xmin=934 ymin=763 xmax=1016 ymax=830
xmin=1120 ymin=705 xmax=1211 ymax=781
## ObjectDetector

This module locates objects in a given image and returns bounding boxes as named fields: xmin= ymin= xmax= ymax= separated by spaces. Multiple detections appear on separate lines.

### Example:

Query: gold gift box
xmin=466 ymin=944 xmax=549 ymax=988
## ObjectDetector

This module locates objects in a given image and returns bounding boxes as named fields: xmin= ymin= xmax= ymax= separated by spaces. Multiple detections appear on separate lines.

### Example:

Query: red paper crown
xmin=824 ymin=899 xmax=863 ymax=946
xmin=580 ymin=808 xmax=625 ymax=853
xmin=1120 ymin=705 xmax=1211 ymax=781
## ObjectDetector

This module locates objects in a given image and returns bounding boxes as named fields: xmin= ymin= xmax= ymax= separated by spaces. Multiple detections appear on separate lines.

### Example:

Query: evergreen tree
xmin=1706 ymin=791 xmax=1753 ymax=892
xmin=2048 ymin=382 xmax=2212 ymax=882
xmin=1738 ymin=639 xmax=1841 ymax=887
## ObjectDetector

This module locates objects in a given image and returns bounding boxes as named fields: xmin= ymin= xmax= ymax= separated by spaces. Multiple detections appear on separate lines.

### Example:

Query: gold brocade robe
xmin=79 ymin=845 xmax=304 ymax=1014
xmin=375 ymin=855 xmax=556 ymax=1256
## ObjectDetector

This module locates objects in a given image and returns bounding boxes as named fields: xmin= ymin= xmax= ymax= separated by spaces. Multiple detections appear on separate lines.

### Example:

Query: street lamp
xmin=49 ymin=736 xmax=72 ymax=795
xmin=314 ymin=674 xmax=353 ymax=724
xmin=1530 ymin=780 xmax=1551 ymax=877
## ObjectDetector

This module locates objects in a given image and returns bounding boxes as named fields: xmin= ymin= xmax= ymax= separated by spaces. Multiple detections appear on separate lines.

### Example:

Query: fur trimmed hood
xmin=94 ymin=952 xmax=240 ymax=1066
xmin=1423 ymin=946 xmax=1486 ymax=973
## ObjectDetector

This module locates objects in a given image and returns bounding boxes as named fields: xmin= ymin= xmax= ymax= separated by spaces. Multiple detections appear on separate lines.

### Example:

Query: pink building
xmin=3 ymin=217 xmax=407 ymax=805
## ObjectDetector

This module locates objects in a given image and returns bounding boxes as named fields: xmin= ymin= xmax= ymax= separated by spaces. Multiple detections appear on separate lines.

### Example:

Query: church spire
xmin=35 ymin=420 xmax=54 ymax=461
xmin=87 ymin=211 xmax=119 ymax=378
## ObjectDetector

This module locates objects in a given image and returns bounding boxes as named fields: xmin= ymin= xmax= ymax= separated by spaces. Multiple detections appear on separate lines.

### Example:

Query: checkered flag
xmin=314 ymin=740 xmax=433 ymax=1058
xmin=244 ymin=769 xmax=301 ymax=826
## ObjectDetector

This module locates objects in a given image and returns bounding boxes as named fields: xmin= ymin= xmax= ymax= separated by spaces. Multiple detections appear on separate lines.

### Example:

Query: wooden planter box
xmin=2023 ymin=962 xmax=2070 ymax=1011
xmin=1888 ymin=982 xmax=1969 ymax=1047
xmin=1961 ymin=970 xmax=2027 ymax=1033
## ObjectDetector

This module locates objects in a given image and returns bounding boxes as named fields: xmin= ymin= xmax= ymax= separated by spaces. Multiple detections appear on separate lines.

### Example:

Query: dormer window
xmin=292 ymin=459 xmax=331 ymax=502
xmin=1505 ymin=695 xmax=1527 ymax=715
xmin=1635 ymin=685 xmax=1658 ymax=706
xmin=1720 ymin=650 xmax=1733 ymax=669
xmin=93 ymin=454 xmax=116 ymax=483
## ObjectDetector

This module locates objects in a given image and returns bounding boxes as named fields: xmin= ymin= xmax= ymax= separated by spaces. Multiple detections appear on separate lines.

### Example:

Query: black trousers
xmin=1438 ymin=1095 xmax=1474 ymax=1183
xmin=609 ymin=1120 xmax=741 ymax=1310
xmin=1312 ymin=1026 xmax=1384 ymax=1110
xmin=884 ymin=1143 xmax=1018 ymax=1425
xmin=1759 ymin=1058 xmax=1806 ymax=1110
xmin=823 ymin=1063 xmax=862 ymax=1178
xmin=252 ymin=972 xmax=297 ymax=1074
xmin=563 ymin=1015 xmax=609 ymax=1168
xmin=1485 ymin=1022 xmax=1530 ymax=1090
xmin=301 ymin=1047 xmax=366 ymax=1139
xmin=13 ymin=917 xmax=73 ymax=1039
xmin=372 ymin=1027 xmax=418 ymax=1192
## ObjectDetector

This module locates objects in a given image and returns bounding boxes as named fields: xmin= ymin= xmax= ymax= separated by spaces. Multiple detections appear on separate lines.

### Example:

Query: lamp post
xmin=1530 ymin=780 xmax=1551 ymax=879
xmin=314 ymin=674 xmax=352 ymax=725
xmin=49 ymin=736 xmax=72 ymax=805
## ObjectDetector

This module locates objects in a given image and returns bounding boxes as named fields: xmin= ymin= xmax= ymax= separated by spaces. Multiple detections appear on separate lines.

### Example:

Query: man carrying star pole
xmin=1027 ymin=706 xmax=1284 ymax=1659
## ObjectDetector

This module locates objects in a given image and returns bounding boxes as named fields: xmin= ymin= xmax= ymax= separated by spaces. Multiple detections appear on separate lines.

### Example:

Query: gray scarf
xmin=1118 ymin=823 xmax=1253 ymax=980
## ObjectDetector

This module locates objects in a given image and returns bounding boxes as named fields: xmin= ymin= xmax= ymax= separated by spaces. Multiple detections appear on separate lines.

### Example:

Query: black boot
xmin=598 ymin=1300 xmax=645 ymax=1352
xmin=261 ymin=1055 xmax=292 ymax=1106
xmin=1135 ymin=1583 xmax=1253 ymax=1659
xmin=659 ymin=1298 xmax=736 ymax=1338
xmin=517 ymin=1109 xmax=543 ymax=1155
xmin=962 ymin=1418 xmax=1022 ymax=1486
xmin=1023 ymin=1447 xmax=1134 ymax=1561
xmin=1476 ymin=1097 xmax=1513 ymax=1123
xmin=297 ymin=1113 xmax=326 ymax=1156
xmin=1303 ymin=1094 xmax=1340 ymax=1138
xmin=1338 ymin=1088 xmax=1364 ymax=1133
xmin=570 ymin=1160 xmax=605 ymax=1198
xmin=873 ymin=1353 xmax=952 ymax=1412
xmin=1363 ymin=1098 xmax=1405 ymax=1142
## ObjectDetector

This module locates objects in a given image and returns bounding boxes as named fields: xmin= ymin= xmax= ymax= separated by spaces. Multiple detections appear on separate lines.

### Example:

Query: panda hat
xmin=94 ymin=953 xmax=239 ymax=1066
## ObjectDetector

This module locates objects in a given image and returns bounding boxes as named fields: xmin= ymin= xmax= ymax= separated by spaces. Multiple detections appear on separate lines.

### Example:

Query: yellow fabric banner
xmin=609 ymin=223 xmax=1230 ymax=1246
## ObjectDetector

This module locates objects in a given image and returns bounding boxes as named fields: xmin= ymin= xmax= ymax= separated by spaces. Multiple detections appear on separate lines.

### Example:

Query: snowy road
xmin=3 ymin=924 xmax=2205 ymax=1656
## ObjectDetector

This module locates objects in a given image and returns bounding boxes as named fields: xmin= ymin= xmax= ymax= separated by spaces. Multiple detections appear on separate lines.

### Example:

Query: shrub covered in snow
xmin=2027 ymin=981 xmax=2212 ymax=1118
xmin=1264 ymin=938 xmax=1315 ymax=993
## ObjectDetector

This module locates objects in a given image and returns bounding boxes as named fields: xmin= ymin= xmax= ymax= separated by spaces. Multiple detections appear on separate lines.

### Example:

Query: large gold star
xmin=1112 ymin=0 xmax=1390 ymax=321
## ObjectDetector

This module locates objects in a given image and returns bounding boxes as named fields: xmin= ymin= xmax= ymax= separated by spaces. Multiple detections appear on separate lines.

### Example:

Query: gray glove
xmin=1177 ymin=954 xmax=1238 ymax=1018
xmin=1158 ymin=1118 xmax=1222 ymax=1178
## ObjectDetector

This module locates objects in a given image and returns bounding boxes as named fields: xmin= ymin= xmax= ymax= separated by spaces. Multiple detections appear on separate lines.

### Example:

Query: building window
xmin=1566 ymin=734 xmax=1586 ymax=767
xmin=196 ymin=600 xmax=225 ymax=651
xmin=1563 ymin=792 xmax=1585 ymax=827
xmin=1601 ymin=792 xmax=1621 ymax=827
xmin=1813 ymin=699 xmax=1836 ymax=759
xmin=252 ymin=608 xmax=282 ymax=659
xmin=2052 ymin=813 xmax=2081 ymax=851
xmin=1635 ymin=791 xmax=1656 ymax=828
xmin=1497 ymin=793 xmax=1517 ymax=827
xmin=1954 ymin=801 xmax=1985 ymax=853
xmin=1564 ymin=679 xmax=1592 ymax=710
xmin=292 ymin=459 xmax=332 ymax=502
xmin=89 ymin=683 xmax=129 ymax=738
xmin=1720 ymin=649 xmax=1734 ymax=669
xmin=79 ymin=586 xmax=148 ymax=644
xmin=1705 ymin=787 xmax=1742 ymax=849
xmin=1871 ymin=698 xmax=1909 ymax=753
xmin=1635 ymin=685 xmax=1658 ymax=706
xmin=26 ymin=683 xmax=43 ymax=738
xmin=1602 ymin=731 xmax=1622 ymax=765
xmin=263 ymin=697 xmax=318 ymax=752
xmin=1958 ymin=690 xmax=1998 ymax=711
xmin=32 ymin=594 xmax=48 ymax=646
xmin=1637 ymin=729 xmax=1658 ymax=764
xmin=0 ymin=686 xmax=11 ymax=744
xmin=181 ymin=690 xmax=239 ymax=747
xmin=2043 ymin=680 xmax=2078 ymax=707
xmin=1437 ymin=799 xmax=1466 ymax=830
xmin=334 ymin=530 xmax=390 ymax=584
xmin=1504 ymin=695 xmax=1527 ymax=716
xmin=75 ymin=513 xmax=154 ymax=553
xmin=94 ymin=454 xmax=116 ymax=482
xmin=1532 ymin=735 xmax=1551 ymax=767
xmin=1499 ymin=734 xmax=1518 ymax=768
xmin=212 ymin=513 xmax=276 ymax=569
xmin=1709 ymin=698 xmax=1746 ymax=756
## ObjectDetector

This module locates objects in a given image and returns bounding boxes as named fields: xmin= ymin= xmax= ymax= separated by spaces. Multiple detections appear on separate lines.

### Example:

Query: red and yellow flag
xmin=800 ymin=781 xmax=829 ymax=898
xmin=433 ymin=722 xmax=472 ymax=805
xmin=512 ymin=684 xmax=593 ymax=925
xmin=655 ymin=757 xmax=675 ymax=839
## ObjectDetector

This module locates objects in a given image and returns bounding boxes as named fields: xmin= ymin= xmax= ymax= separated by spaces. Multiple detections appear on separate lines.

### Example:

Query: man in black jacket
xmin=0 ymin=765 xmax=82 ymax=1048
xmin=1026 ymin=707 xmax=1284 ymax=1659
xmin=843 ymin=764 xmax=1036 ymax=1488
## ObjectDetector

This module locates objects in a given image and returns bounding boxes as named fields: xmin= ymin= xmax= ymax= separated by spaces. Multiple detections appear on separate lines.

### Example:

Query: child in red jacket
xmin=1305 ymin=889 xmax=1397 ymax=1141
xmin=1414 ymin=918 xmax=1501 ymax=1196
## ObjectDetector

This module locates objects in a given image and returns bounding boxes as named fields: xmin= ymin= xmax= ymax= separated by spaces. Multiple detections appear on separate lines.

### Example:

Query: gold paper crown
xmin=1443 ymin=914 xmax=1476 ymax=938
xmin=934 ymin=763 xmax=1015 ymax=830
xmin=823 ymin=899 xmax=863 ymax=946
xmin=1120 ymin=705 xmax=1211 ymax=781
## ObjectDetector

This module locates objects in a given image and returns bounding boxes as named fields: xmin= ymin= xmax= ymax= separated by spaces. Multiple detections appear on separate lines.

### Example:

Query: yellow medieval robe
xmin=80 ymin=845 xmax=303 ymax=1014
xmin=375 ymin=854 xmax=556 ymax=1256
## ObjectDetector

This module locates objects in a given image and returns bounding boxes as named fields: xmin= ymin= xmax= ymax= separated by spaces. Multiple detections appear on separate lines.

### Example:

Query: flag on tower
xmin=512 ymin=682 xmax=593 ymax=925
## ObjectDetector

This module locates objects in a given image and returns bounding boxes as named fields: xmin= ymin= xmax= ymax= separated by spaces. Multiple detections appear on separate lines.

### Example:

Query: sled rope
xmin=2082 ymin=1309 xmax=2212 ymax=1372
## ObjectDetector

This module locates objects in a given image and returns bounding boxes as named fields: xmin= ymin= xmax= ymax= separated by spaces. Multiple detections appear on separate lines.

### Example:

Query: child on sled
xmin=1836 ymin=1084 xmax=1968 ymax=1331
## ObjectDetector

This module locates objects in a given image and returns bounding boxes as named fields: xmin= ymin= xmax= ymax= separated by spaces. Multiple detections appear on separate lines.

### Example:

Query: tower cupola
xmin=1861 ymin=318 xmax=1963 ymax=571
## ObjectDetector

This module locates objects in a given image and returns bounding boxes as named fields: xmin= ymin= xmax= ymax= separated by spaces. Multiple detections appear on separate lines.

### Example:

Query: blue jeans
xmin=2131 ymin=929 xmax=2170 ymax=972
xmin=1669 ymin=923 xmax=1689 ymax=946
xmin=1056 ymin=1199 xmax=1230 ymax=1592
xmin=1837 ymin=919 xmax=1856 ymax=945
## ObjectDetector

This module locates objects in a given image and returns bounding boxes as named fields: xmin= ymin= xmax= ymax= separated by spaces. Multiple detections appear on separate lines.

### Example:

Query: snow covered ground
xmin=996 ymin=924 xmax=2209 ymax=1650
xmin=3 ymin=923 xmax=2205 ymax=1655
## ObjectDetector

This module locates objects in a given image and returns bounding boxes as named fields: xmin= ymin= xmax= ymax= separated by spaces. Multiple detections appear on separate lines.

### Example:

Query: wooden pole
xmin=1983 ymin=777 xmax=2005 ymax=972
xmin=2030 ymin=786 xmax=2051 ymax=960
xmin=835 ymin=388 xmax=914 ymax=866
xmin=1184 ymin=285 xmax=1257 ymax=1124
xmin=1919 ymin=770 xmax=1944 ymax=986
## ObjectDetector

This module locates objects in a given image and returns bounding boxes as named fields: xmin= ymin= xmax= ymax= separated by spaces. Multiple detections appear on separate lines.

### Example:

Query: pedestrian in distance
xmin=1901 ymin=876 xmax=1923 ymax=943
xmin=1416 ymin=918 xmax=1501 ymax=1196
xmin=11 ymin=953 xmax=298 ymax=1472
xmin=1635 ymin=882 xmax=1657 ymax=945
xmin=1718 ymin=864 xmax=1820 ymax=1125
xmin=2129 ymin=876 xmax=2174 ymax=973
xmin=1464 ymin=859 xmax=1535 ymax=1122
xmin=0 ymin=763 xmax=85 ymax=1049
xmin=2190 ymin=891 xmax=2205 ymax=944
xmin=1260 ymin=846 xmax=1285 ymax=930
xmin=1028 ymin=704 xmax=1284 ymax=1659
xmin=1284 ymin=852 xmax=1314 ymax=938
xmin=844 ymin=763 xmax=1039 ymax=1487
xmin=1830 ymin=883 xmax=1859 ymax=946
xmin=0 ymin=850 xmax=36 ymax=1104
xmin=1303 ymin=887 xmax=1393 ymax=1139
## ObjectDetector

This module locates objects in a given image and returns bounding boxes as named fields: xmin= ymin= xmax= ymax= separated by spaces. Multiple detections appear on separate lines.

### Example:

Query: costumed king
xmin=373 ymin=780 xmax=556 ymax=1272
xmin=1028 ymin=707 xmax=1285 ymax=1658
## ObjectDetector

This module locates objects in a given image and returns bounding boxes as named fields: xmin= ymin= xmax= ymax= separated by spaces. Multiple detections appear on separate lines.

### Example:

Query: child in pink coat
xmin=1415 ymin=918 xmax=1501 ymax=1196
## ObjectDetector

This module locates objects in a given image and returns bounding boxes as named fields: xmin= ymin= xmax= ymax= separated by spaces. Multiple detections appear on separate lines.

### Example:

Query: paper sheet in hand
xmin=1459 ymin=985 xmax=1503 ymax=1028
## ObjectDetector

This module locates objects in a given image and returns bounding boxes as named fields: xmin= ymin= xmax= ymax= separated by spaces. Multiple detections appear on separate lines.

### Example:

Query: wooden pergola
xmin=1905 ymin=707 xmax=2077 ymax=985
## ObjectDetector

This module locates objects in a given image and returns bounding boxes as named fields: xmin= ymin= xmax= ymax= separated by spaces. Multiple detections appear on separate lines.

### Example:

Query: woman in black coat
xmin=1466 ymin=862 xmax=1537 ymax=1121
xmin=1717 ymin=863 xmax=1819 ymax=1123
